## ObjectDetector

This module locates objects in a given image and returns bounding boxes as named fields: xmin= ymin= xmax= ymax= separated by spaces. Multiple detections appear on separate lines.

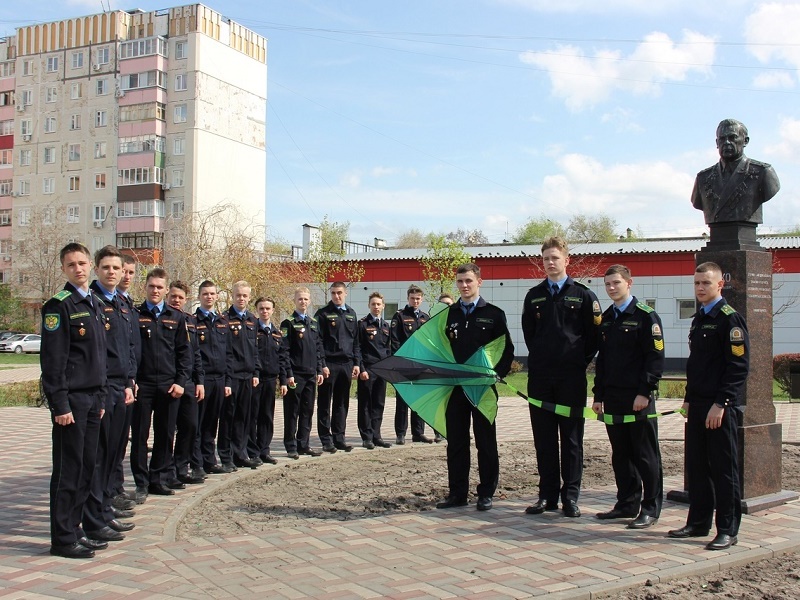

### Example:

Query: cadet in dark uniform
xmin=281 ymin=287 xmax=326 ymax=458
xmin=436 ymin=263 xmax=514 ymax=511
xmin=357 ymin=292 xmax=392 ymax=448
xmin=193 ymin=280 xmax=230 ymax=474
xmin=42 ymin=242 xmax=108 ymax=559
xmin=251 ymin=296 xmax=286 ymax=464
xmin=82 ymin=246 xmax=137 ymax=542
xmin=221 ymin=281 xmax=261 ymax=470
xmin=130 ymin=268 xmax=193 ymax=500
xmin=315 ymin=281 xmax=361 ymax=452
xmin=522 ymin=236 xmax=601 ymax=518
xmin=669 ymin=261 xmax=749 ymax=551
xmin=592 ymin=265 xmax=664 ymax=529
xmin=167 ymin=281 xmax=206 ymax=485
xmin=391 ymin=284 xmax=432 ymax=444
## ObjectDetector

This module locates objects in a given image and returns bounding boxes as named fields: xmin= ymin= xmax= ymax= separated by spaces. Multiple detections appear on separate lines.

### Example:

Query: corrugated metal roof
xmin=341 ymin=236 xmax=800 ymax=261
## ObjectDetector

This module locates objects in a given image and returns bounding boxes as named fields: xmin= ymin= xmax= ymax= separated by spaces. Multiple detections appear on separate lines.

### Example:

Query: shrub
xmin=774 ymin=354 xmax=800 ymax=397
xmin=508 ymin=360 xmax=524 ymax=375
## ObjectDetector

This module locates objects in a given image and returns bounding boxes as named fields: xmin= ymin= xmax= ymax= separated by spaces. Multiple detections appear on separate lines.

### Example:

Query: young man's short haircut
xmin=696 ymin=261 xmax=722 ymax=276
xmin=198 ymin=279 xmax=217 ymax=294
xmin=94 ymin=245 xmax=123 ymax=266
xmin=368 ymin=291 xmax=384 ymax=301
xmin=169 ymin=280 xmax=190 ymax=295
xmin=294 ymin=286 xmax=310 ymax=296
xmin=541 ymin=236 xmax=569 ymax=255
xmin=330 ymin=281 xmax=347 ymax=290
xmin=406 ymin=284 xmax=423 ymax=297
xmin=122 ymin=254 xmax=137 ymax=266
xmin=146 ymin=267 xmax=168 ymax=282
xmin=604 ymin=264 xmax=632 ymax=280
xmin=438 ymin=292 xmax=455 ymax=303
xmin=456 ymin=263 xmax=481 ymax=278
xmin=232 ymin=280 xmax=251 ymax=292
xmin=60 ymin=242 xmax=91 ymax=264
xmin=255 ymin=296 xmax=275 ymax=308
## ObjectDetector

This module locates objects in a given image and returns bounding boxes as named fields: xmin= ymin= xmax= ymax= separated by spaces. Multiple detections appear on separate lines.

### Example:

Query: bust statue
xmin=691 ymin=119 xmax=780 ymax=225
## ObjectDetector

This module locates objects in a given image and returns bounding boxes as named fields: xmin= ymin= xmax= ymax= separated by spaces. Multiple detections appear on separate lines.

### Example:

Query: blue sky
xmin=4 ymin=1 xmax=800 ymax=248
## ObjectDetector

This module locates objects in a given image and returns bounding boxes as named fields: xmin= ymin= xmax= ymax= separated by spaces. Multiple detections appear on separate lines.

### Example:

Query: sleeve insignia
xmin=654 ymin=339 xmax=664 ymax=351
xmin=731 ymin=345 xmax=745 ymax=357
xmin=44 ymin=314 xmax=60 ymax=331
xmin=652 ymin=324 xmax=662 ymax=337
xmin=281 ymin=327 xmax=289 ymax=337
xmin=592 ymin=300 xmax=601 ymax=314
xmin=730 ymin=327 xmax=744 ymax=342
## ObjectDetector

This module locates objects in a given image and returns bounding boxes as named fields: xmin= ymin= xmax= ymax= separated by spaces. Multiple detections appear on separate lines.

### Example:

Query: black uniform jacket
xmin=593 ymin=296 xmax=665 ymax=402
xmin=280 ymin=312 xmax=325 ymax=378
xmin=225 ymin=307 xmax=261 ymax=384
xmin=184 ymin=312 xmax=205 ymax=389
xmin=314 ymin=302 xmax=361 ymax=365
xmin=194 ymin=309 xmax=229 ymax=377
xmin=445 ymin=298 xmax=515 ymax=380
xmin=41 ymin=283 xmax=108 ymax=415
xmin=90 ymin=281 xmax=136 ymax=388
xmin=136 ymin=303 xmax=192 ymax=389
xmin=257 ymin=321 xmax=286 ymax=381
xmin=685 ymin=298 xmax=749 ymax=407
xmin=521 ymin=276 xmax=601 ymax=375
xmin=390 ymin=306 xmax=429 ymax=353
xmin=358 ymin=315 xmax=391 ymax=368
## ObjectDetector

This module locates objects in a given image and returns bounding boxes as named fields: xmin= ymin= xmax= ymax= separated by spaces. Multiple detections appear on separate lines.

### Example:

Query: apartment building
xmin=0 ymin=4 xmax=266 ymax=288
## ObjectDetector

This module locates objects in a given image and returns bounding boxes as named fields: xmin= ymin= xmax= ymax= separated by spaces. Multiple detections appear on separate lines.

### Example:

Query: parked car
xmin=0 ymin=334 xmax=41 ymax=354
xmin=0 ymin=331 xmax=23 ymax=342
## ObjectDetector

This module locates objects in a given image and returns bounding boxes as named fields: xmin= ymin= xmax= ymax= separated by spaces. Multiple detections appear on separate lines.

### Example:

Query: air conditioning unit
xmin=115 ymin=89 xmax=125 ymax=98
xmin=2 ymin=255 xmax=10 ymax=262
xmin=161 ymin=183 xmax=171 ymax=191
xmin=11 ymin=191 xmax=19 ymax=197
xmin=93 ymin=64 xmax=101 ymax=71
xmin=93 ymin=220 xmax=104 ymax=228
xmin=21 ymin=135 xmax=31 ymax=142
xmin=16 ymin=104 xmax=24 ymax=112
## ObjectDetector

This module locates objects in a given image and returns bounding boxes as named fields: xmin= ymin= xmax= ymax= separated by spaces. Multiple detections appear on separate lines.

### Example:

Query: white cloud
xmin=752 ymin=71 xmax=796 ymax=89
xmin=745 ymin=3 xmax=800 ymax=71
xmin=520 ymin=30 xmax=716 ymax=111
xmin=495 ymin=0 xmax=701 ymax=14
xmin=765 ymin=117 xmax=800 ymax=163
xmin=600 ymin=108 xmax=644 ymax=133
xmin=339 ymin=170 xmax=362 ymax=188
xmin=370 ymin=166 xmax=418 ymax=178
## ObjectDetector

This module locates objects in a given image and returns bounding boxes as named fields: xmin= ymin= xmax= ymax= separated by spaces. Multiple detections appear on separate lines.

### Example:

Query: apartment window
xmin=19 ymin=149 xmax=31 ymax=166
xmin=43 ymin=177 xmax=55 ymax=194
xmin=93 ymin=204 xmax=105 ymax=221
xmin=174 ymin=104 xmax=187 ymax=123
xmin=175 ymin=73 xmax=187 ymax=91
xmin=71 ymin=52 xmax=84 ymax=69
xmin=45 ymin=87 xmax=57 ymax=103
xmin=119 ymin=37 xmax=168 ymax=59
xmin=0 ymin=181 xmax=11 ymax=197
xmin=43 ymin=147 xmax=55 ymax=164
xmin=46 ymin=56 xmax=59 ymax=72
xmin=678 ymin=299 xmax=696 ymax=320
xmin=19 ymin=180 xmax=30 ymax=196
xmin=170 ymin=200 xmax=184 ymax=218
xmin=71 ymin=83 xmax=82 ymax=99
xmin=645 ymin=299 xmax=657 ymax=310
xmin=95 ymin=174 xmax=106 ymax=189
xmin=120 ymin=70 xmax=167 ymax=91
xmin=0 ymin=208 xmax=10 ymax=224
xmin=96 ymin=79 xmax=108 ymax=96
xmin=94 ymin=142 xmax=107 ymax=159
xmin=174 ymin=138 xmax=185 ymax=155
xmin=70 ymin=114 xmax=81 ymax=130
xmin=175 ymin=41 xmax=187 ymax=59
xmin=0 ymin=120 xmax=12 ymax=135
xmin=22 ymin=60 xmax=34 ymax=76
xmin=172 ymin=169 xmax=184 ymax=187
xmin=43 ymin=208 xmax=53 ymax=225
xmin=0 ymin=91 xmax=11 ymax=106
xmin=67 ymin=205 xmax=80 ymax=224
xmin=20 ymin=119 xmax=32 ymax=136
xmin=95 ymin=110 xmax=107 ymax=127
xmin=0 ymin=61 xmax=15 ymax=78
xmin=96 ymin=47 xmax=110 ymax=65
xmin=117 ymin=167 xmax=164 ymax=186
xmin=69 ymin=176 xmax=80 ymax=192
xmin=44 ymin=116 xmax=56 ymax=133
xmin=68 ymin=144 xmax=81 ymax=161
xmin=0 ymin=150 xmax=11 ymax=165
xmin=117 ymin=200 xmax=166 ymax=218
xmin=119 ymin=135 xmax=165 ymax=154
xmin=19 ymin=207 xmax=31 ymax=226
xmin=156 ymin=102 xmax=166 ymax=121
xmin=20 ymin=89 xmax=32 ymax=106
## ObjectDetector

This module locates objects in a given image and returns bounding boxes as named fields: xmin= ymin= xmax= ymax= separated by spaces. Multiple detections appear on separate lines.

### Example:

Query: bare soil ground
xmin=180 ymin=440 xmax=800 ymax=599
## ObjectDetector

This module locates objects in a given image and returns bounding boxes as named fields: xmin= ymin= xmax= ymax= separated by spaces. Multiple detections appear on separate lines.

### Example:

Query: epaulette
xmin=636 ymin=301 xmax=654 ymax=314
xmin=721 ymin=304 xmax=736 ymax=316
xmin=52 ymin=290 xmax=71 ymax=302
xmin=573 ymin=280 xmax=590 ymax=290
xmin=748 ymin=158 xmax=771 ymax=169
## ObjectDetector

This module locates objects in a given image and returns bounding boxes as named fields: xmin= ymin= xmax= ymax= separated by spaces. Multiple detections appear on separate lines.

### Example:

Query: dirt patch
xmin=179 ymin=440 xmax=800 ymax=597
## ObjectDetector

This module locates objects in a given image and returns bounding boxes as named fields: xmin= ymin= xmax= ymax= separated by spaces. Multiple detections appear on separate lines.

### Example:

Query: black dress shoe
xmin=78 ymin=536 xmax=108 ymax=550
xmin=627 ymin=514 xmax=659 ymax=529
xmin=322 ymin=445 xmax=338 ymax=454
xmin=668 ymin=525 xmax=710 ymax=539
xmin=706 ymin=533 xmax=738 ymax=550
xmin=178 ymin=473 xmax=205 ymax=485
xmin=596 ymin=508 xmax=638 ymax=520
xmin=476 ymin=496 xmax=493 ymax=511
xmin=118 ymin=490 xmax=137 ymax=501
xmin=436 ymin=495 xmax=468 ymax=509
xmin=525 ymin=499 xmax=559 ymax=515
xmin=108 ymin=519 xmax=135 ymax=532
xmin=434 ymin=434 xmax=444 ymax=443
xmin=412 ymin=435 xmax=433 ymax=444
xmin=134 ymin=486 xmax=149 ymax=504
xmin=395 ymin=435 xmax=405 ymax=445
xmin=335 ymin=443 xmax=353 ymax=452
xmin=287 ymin=451 xmax=300 ymax=459
xmin=563 ymin=501 xmax=581 ymax=518
xmin=86 ymin=526 xmax=125 ymax=542
xmin=221 ymin=463 xmax=238 ymax=473
xmin=250 ymin=456 xmax=263 ymax=466
xmin=112 ymin=507 xmax=136 ymax=519
xmin=192 ymin=468 xmax=208 ymax=479
xmin=362 ymin=440 xmax=375 ymax=449
xmin=148 ymin=483 xmax=175 ymax=496
xmin=112 ymin=495 xmax=137 ymax=510
xmin=205 ymin=464 xmax=226 ymax=475
xmin=374 ymin=439 xmax=392 ymax=448
xmin=51 ymin=542 xmax=95 ymax=559
xmin=260 ymin=454 xmax=278 ymax=465
xmin=299 ymin=448 xmax=323 ymax=457
xmin=234 ymin=457 xmax=259 ymax=469
xmin=166 ymin=480 xmax=186 ymax=490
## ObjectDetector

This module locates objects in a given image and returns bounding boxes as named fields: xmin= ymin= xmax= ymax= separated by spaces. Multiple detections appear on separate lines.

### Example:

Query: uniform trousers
xmin=395 ymin=395 xmax=426 ymax=439
xmin=603 ymin=388 xmax=663 ymax=517
xmin=528 ymin=372 xmax=587 ymax=505
xmin=317 ymin=361 xmax=352 ymax=447
xmin=250 ymin=375 xmax=277 ymax=458
xmin=50 ymin=390 xmax=102 ymax=546
xmin=196 ymin=374 xmax=224 ymax=470
xmin=130 ymin=383 xmax=179 ymax=487
xmin=357 ymin=368 xmax=387 ymax=442
xmin=445 ymin=387 xmax=499 ymax=499
xmin=284 ymin=373 xmax=316 ymax=452
xmin=172 ymin=384 xmax=199 ymax=477
xmin=685 ymin=399 xmax=742 ymax=536
xmin=110 ymin=401 xmax=134 ymax=497
xmin=83 ymin=379 xmax=126 ymax=531
xmin=229 ymin=377 xmax=255 ymax=462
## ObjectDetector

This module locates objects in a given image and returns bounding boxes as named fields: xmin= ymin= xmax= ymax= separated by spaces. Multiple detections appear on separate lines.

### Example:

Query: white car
xmin=0 ymin=334 xmax=41 ymax=354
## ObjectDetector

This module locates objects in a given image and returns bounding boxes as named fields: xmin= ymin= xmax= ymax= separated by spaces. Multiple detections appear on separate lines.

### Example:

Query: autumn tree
xmin=394 ymin=228 xmax=432 ymax=249
xmin=419 ymin=234 xmax=472 ymax=300
xmin=446 ymin=227 xmax=489 ymax=246
xmin=304 ymin=215 xmax=364 ymax=305
xmin=512 ymin=216 xmax=567 ymax=244
xmin=566 ymin=213 xmax=619 ymax=243
xmin=0 ymin=285 xmax=36 ymax=332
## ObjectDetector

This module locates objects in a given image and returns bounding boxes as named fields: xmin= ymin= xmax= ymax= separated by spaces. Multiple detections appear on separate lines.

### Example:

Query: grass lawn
xmin=0 ymin=354 xmax=40 ymax=365
xmin=0 ymin=380 xmax=41 ymax=407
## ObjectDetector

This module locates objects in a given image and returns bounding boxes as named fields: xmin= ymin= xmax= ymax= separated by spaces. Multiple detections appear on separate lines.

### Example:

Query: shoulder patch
xmin=721 ymin=304 xmax=736 ymax=316
xmin=44 ymin=314 xmax=60 ymax=331
xmin=53 ymin=290 xmax=71 ymax=302
xmin=573 ymin=280 xmax=590 ymax=290
xmin=730 ymin=327 xmax=745 ymax=343
xmin=636 ymin=301 xmax=654 ymax=313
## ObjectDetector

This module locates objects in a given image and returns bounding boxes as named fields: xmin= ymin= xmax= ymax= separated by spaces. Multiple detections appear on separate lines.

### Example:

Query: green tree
xmin=0 ymin=285 xmax=35 ymax=332
xmin=305 ymin=215 xmax=364 ymax=303
xmin=567 ymin=213 xmax=618 ymax=243
xmin=512 ymin=216 xmax=567 ymax=244
xmin=394 ymin=229 xmax=432 ymax=249
xmin=419 ymin=234 xmax=472 ymax=299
